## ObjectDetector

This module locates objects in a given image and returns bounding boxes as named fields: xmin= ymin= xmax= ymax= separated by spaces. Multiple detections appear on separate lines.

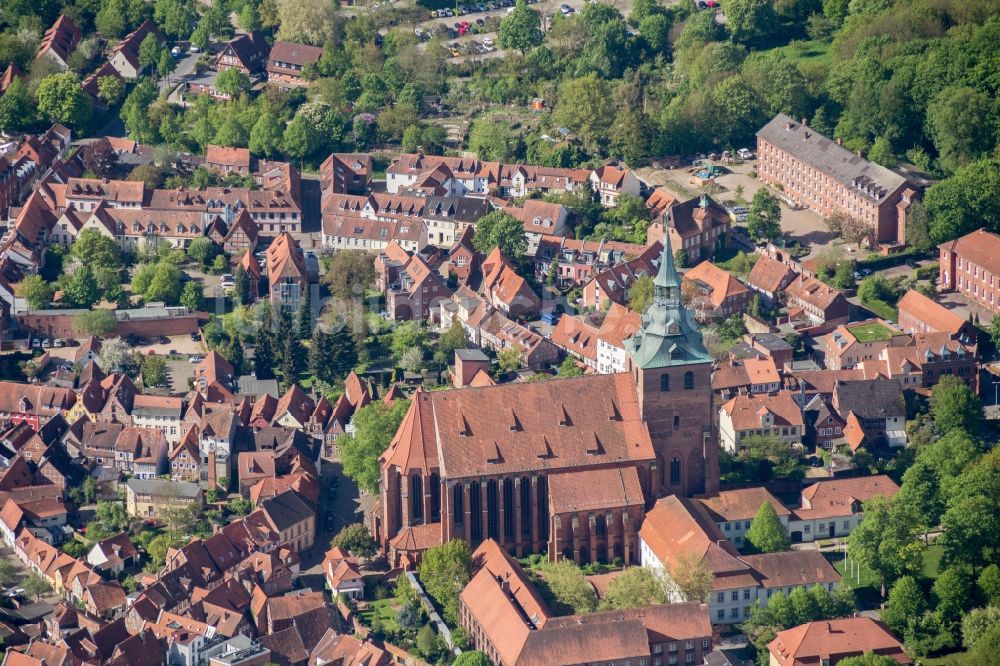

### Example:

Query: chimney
xmin=699 ymin=194 xmax=707 ymax=209
xmin=785 ymin=122 xmax=793 ymax=131
xmin=856 ymin=149 xmax=863 ymax=158
xmin=801 ymin=118 xmax=807 ymax=126
xmin=836 ymin=137 xmax=842 ymax=146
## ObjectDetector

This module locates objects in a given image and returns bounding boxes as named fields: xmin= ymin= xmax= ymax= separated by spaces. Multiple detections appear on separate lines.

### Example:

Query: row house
xmin=478 ymin=310 xmax=559 ymax=370
xmin=589 ymin=164 xmax=642 ymax=207
xmin=460 ymin=539 xmax=713 ymax=666
xmin=478 ymin=162 xmax=592 ymax=198
xmin=695 ymin=487 xmax=792 ymax=549
xmin=266 ymin=232 xmax=309 ymax=311
xmin=581 ymin=242 xmax=662 ymax=310
xmin=646 ymin=191 xmax=731 ymax=266
xmin=422 ymin=196 xmax=490 ymax=249
xmin=549 ymin=314 xmax=600 ymax=370
xmin=320 ymin=152 xmax=372 ymax=196
xmin=711 ymin=356 xmax=782 ymax=399
xmin=504 ymin=199 xmax=570 ymax=256
xmin=594 ymin=302 xmax=642 ymax=374
xmin=321 ymin=213 xmax=427 ymax=253
xmin=756 ymin=114 xmax=915 ymax=246
xmin=784 ymin=275 xmax=849 ymax=327
xmin=718 ymin=390 xmax=804 ymax=453
xmin=218 ymin=208 xmax=260 ymax=256
xmin=375 ymin=241 xmax=452 ymax=322
xmin=639 ymin=496 xmax=841 ymax=625
xmin=681 ymin=260 xmax=750 ymax=322
xmin=938 ymin=228 xmax=1000 ymax=314
xmin=387 ymin=154 xmax=483 ymax=195
xmin=266 ymin=41 xmax=323 ymax=87
xmin=862 ymin=331 xmax=979 ymax=393
xmin=831 ymin=378 xmax=906 ymax=449
xmin=746 ymin=253 xmax=798 ymax=307
xmin=78 ymin=422 xmax=167 ymax=477
xmin=205 ymin=146 xmax=251 ymax=175
xmin=36 ymin=15 xmax=81 ymax=70
xmin=788 ymin=475 xmax=899 ymax=543
xmin=481 ymin=247 xmax=541 ymax=319
xmin=801 ymin=394 xmax=847 ymax=451
xmin=0 ymin=381 xmax=76 ymax=430
xmin=109 ymin=21 xmax=165 ymax=79
xmin=819 ymin=319 xmax=912 ymax=370
xmin=214 ymin=32 xmax=269 ymax=76
xmin=125 ymin=478 xmax=204 ymax=519
xmin=536 ymin=236 xmax=649 ymax=288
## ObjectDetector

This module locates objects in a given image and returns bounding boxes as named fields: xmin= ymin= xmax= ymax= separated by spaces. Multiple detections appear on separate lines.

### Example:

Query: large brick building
xmin=938 ymin=228 xmax=1000 ymax=314
xmin=756 ymin=114 xmax=916 ymax=245
xmin=374 ymin=240 xmax=719 ymax=567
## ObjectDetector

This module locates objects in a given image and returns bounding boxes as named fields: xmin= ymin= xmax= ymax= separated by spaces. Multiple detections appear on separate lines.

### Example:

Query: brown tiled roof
xmin=84 ymin=580 xmax=127 ymax=612
xmin=0 ymin=64 xmax=22 ymax=95
xmin=720 ymin=391 xmax=804 ymax=431
xmin=481 ymin=246 xmax=539 ymax=311
xmin=111 ymin=21 xmax=162 ymax=71
xmin=742 ymin=550 xmax=840 ymax=589
xmin=586 ymin=242 xmax=662 ymax=304
xmin=638 ymin=496 xmax=746 ymax=576
xmin=547 ymin=465 xmax=644 ymax=514
xmin=550 ymin=315 xmax=599 ymax=362
xmin=747 ymin=254 xmax=797 ymax=294
xmin=37 ymin=15 xmax=81 ymax=64
xmin=67 ymin=177 xmax=146 ymax=205
xmin=387 ymin=523 xmax=441 ymax=553
xmin=744 ymin=357 xmax=780 ymax=385
xmin=206 ymin=145 xmax=250 ymax=169
xmin=596 ymin=302 xmax=642 ymax=348
xmin=266 ymin=232 xmax=307 ymax=292
xmin=939 ymin=228 xmax=1000 ymax=278
xmin=785 ymin=275 xmax=845 ymax=311
xmin=379 ymin=374 xmax=655 ymax=479
xmin=896 ymin=289 xmax=967 ymax=337
xmin=768 ymin=617 xmax=910 ymax=666
xmin=267 ymin=40 xmax=324 ymax=69
xmin=683 ymin=261 xmax=748 ymax=308
xmin=696 ymin=487 xmax=791 ymax=523
xmin=309 ymin=630 xmax=391 ymax=666
xmin=794 ymin=474 xmax=900 ymax=520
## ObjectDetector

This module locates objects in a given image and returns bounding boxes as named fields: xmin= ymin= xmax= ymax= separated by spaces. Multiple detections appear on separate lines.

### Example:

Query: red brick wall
xmin=17 ymin=313 xmax=202 ymax=339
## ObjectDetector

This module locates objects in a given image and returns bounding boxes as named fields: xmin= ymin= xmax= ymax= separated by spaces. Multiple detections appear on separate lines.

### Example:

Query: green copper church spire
xmin=624 ymin=232 xmax=712 ymax=369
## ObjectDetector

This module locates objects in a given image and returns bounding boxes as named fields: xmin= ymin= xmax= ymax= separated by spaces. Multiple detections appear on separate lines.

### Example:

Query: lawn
xmin=921 ymin=544 xmax=944 ymax=579
xmin=777 ymin=38 xmax=835 ymax=66
xmin=826 ymin=552 xmax=883 ymax=609
xmin=356 ymin=597 xmax=401 ymax=633
xmin=846 ymin=321 xmax=896 ymax=342
xmin=921 ymin=651 xmax=970 ymax=665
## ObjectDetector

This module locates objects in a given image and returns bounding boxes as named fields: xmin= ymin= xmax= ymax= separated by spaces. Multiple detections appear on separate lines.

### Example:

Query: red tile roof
xmin=37 ymin=15 xmax=81 ymax=64
xmin=696 ymin=487 xmax=791 ymax=523
xmin=896 ymin=289 xmax=968 ymax=337
xmin=939 ymin=228 xmax=1000 ymax=280
xmin=747 ymin=254 xmax=797 ymax=294
xmin=768 ymin=617 xmax=910 ymax=666
xmin=720 ymin=391 xmax=804 ymax=432
xmin=683 ymin=261 xmax=749 ymax=308
xmin=794 ymin=475 xmax=900 ymax=521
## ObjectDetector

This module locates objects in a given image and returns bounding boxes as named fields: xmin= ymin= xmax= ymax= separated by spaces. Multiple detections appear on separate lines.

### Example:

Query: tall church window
xmin=674 ymin=415 xmax=680 ymax=429
xmin=684 ymin=371 xmax=694 ymax=389
xmin=453 ymin=484 xmax=463 ymax=525
xmin=670 ymin=457 xmax=681 ymax=485
xmin=411 ymin=475 xmax=423 ymax=523
xmin=660 ymin=374 xmax=669 ymax=391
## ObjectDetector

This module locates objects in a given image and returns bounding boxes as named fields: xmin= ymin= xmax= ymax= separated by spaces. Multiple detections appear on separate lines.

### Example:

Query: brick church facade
xmin=372 ymin=240 xmax=719 ymax=568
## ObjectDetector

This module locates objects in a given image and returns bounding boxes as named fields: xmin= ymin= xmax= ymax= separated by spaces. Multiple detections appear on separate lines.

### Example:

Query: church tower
xmin=625 ymin=235 xmax=719 ymax=497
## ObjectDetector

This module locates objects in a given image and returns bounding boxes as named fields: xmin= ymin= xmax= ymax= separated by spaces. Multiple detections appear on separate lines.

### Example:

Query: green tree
xmin=926 ymin=86 xmax=994 ymax=175
xmin=881 ymin=575 xmax=925 ymax=637
xmin=331 ymin=523 xmax=377 ymax=559
xmin=600 ymin=566 xmax=668 ymax=609
xmin=418 ymin=539 xmax=472 ymax=624
xmin=552 ymin=74 xmax=613 ymax=148
xmin=556 ymin=356 xmax=583 ymax=378
xmin=746 ymin=189 xmax=782 ymax=242
xmin=0 ymin=560 xmax=18 ymax=587
xmin=0 ymin=78 xmax=34 ymax=134
xmin=723 ymin=0 xmax=779 ymax=43
xmin=214 ymin=116 xmax=248 ymax=148
xmin=925 ymin=159 xmax=1000 ymax=244
xmin=142 ymin=354 xmax=168 ymax=386
xmin=154 ymin=0 xmax=198 ymax=38
xmin=468 ymin=119 xmax=522 ymax=163
xmin=180 ymin=281 xmax=204 ymax=311
xmin=415 ymin=624 xmax=440 ymax=659
xmin=339 ymin=399 xmax=410 ymax=494
xmin=433 ymin=323 xmax=468 ymax=368
xmin=745 ymin=501 xmax=791 ymax=553
xmin=186 ymin=237 xmax=214 ymax=267
xmin=72 ymin=229 xmax=122 ymax=270
xmin=453 ymin=652 xmax=490 ymax=666
xmin=498 ymin=0 xmax=543 ymax=54
xmin=157 ymin=50 xmax=175 ymax=80
xmin=253 ymin=313 xmax=275 ymax=379
xmin=60 ymin=265 xmax=101 ymax=308
xmin=250 ymin=112 xmax=284 ymax=158
xmin=276 ymin=0 xmax=339 ymax=45
xmin=938 ymin=462 xmax=1000 ymax=572
xmin=669 ymin=551 xmax=713 ymax=602
xmin=836 ymin=655 xmax=900 ymax=666
xmin=867 ymin=136 xmax=896 ymax=168
xmin=73 ymin=309 xmax=117 ymax=336
xmin=96 ymin=76 xmax=124 ymax=106
xmin=138 ymin=33 xmax=162 ymax=69
xmin=930 ymin=374 xmax=982 ymax=434
xmin=14 ymin=275 xmax=54 ymax=310
xmin=628 ymin=274 xmax=654 ymax=313
xmin=847 ymin=496 xmax=922 ymax=598
xmin=36 ymin=72 xmax=89 ymax=128
xmin=538 ymin=559 xmax=598 ymax=614
xmin=933 ymin=565 xmax=972 ymax=630
xmin=216 ymin=67 xmax=252 ymax=97
xmin=471 ymin=210 xmax=528 ymax=259
xmin=283 ymin=114 xmax=319 ymax=162
xmin=390 ymin=321 xmax=428 ymax=363
xmin=904 ymin=201 xmax=932 ymax=253
xmin=496 ymin=347 xmax=522 ymax=375
xmin=23 ymin=571 xmax=53 ymax=601
xmin=322 ymin=250 xmax=376 ymax=300
xmin=962 ymin=606 xmax=1000 ymax=650
xmin=238 ymin=2 xmax=263 ymax=31
xmin=978 ymin=564 xmax=1000 ymax=606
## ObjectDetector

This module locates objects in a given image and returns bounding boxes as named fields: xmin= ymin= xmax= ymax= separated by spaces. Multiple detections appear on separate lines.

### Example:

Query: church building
xmin=372 ymin=239 xmax=719 ymax=568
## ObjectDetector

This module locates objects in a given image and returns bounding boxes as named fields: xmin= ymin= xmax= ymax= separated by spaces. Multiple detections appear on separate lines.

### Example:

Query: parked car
xmin=53 ymin=339 xmax=64 ymax=348
xmin=170 ymin=46 xmax=181 ymax=57
xmin=188 ymin=355 xmax=204 ymax=363
xmin=482 ymin=36 xmax=494 ymax=47
xmin=325 ymin=513 xmax=335 ymax=531
xmin=42 ymin=339 xmax=51 ymax=348
xmin=737 ymin=148 xmax=754 ymax=159
xmin=190 ymin=332 xmax=201 ymax=341
xmin=159 ymin=336 xmax=170 ymax=344
xmin=189 ymin=45 xmax=200 ymax=53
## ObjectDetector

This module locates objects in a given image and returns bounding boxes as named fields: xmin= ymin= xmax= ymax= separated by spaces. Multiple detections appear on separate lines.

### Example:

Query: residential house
xmin=743 ymin=333 xmax=795 ymax=369
xmin=131 ymin=395 xmax=185 ymax=444
xmin=646 ymin=193 xmax=731 ymax=266
xmin=682 ymin=261 xmax=751 ymax=322
xmin=258 ymin=490 xmax=315 ymax=552
xmin=214 ymin=32 xmax=269 ymax=75
xmin=308 ymin=632 xmax=391 ymax=666
xmin=581 ymin=243 xmax=662 ymax=309
xmin=321 ymin=214 xmax=427 ymax=253
xmin=460 ymin=539 xmax=714 ymax=665
xmin=125 ymin=478 xmax=203 ymax=519
xmin=478 ymin=162 xmax=591 ymax=198
xmin=374 ymin=241 xmax=451 ymax=322
xmin=819 ymin=320 xmax=911 ymax=370
xmin=36 ymin=15 xmax=81 ymax=69
xmin=595 ymin=302 xmax=642 ymax=374
xmin=550 ymin=314 xmax=600 ymax=370
xmin=421 ymin=196 xmax=489 ymax=249
xmin=447 ymin=226 xmax=477 ymax=284
xmin=266 ymin=41 xmax=324 ymax=87
xmin=169 ymin=427 xmax=201 ymax=483
xmin=0 ymin=382 xmax=76 ymax=430
xmin=831 ymin=379 xmax=906 ymax=449
xmin=768 ymin=617 xmax=910 ymax=666
xmin=266 ymin=233 xmax=309 ymax=311
xmin=505 ymin=200 xmax=570 ymax=256
xmin=109 ymin=21 xmax=164 ymax=79
xmin=322 ymin=547 xmax=364 ymax=601
xmin=937 ymin=228 xmax=1000 ymax=314
xmin=746 ymin=254 xmax=797 ymax=307
xmin=788 ymin=475 xmax=900 ymax=543
xmin=536 ymin=237 xmax=650 ymax=289
xmin=386 ymin=154 xmax=482 ymax=195
xmin=480 ymin=247 xmax=540 ymax=319
xmin=696 ymin=487 xmax=792 ymax=548
xmin=718 ymin=391 xmax=804 ymax=453
xmin=757 ymin=114 xmax=915 ymax=246
xmin=221 ymin=209 xmax=260 ymax=256
xmin=711 ymin=357 xmax=782 ymax=399
xmin=205 ymin=146 xmax=251 ymax=175
xmin=896 ymin=288 xmax=976 ymax=340
xmin=639 ymin=496 xmax=840 ymax=625
xmin=589 ymin=164 xmax=641 ymax=207
xmin=320 ymin=153 xmax=372 ymax=196
xmin=86 ymin=532 xmax=138 ymax=575
xmin=784 ymin=276 xmax=849 ymax=327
